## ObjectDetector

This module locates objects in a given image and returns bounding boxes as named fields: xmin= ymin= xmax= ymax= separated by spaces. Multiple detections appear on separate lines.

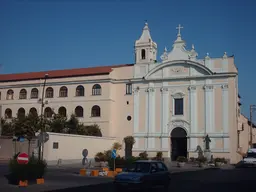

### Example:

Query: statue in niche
xmin=204 ymin=134 xmax=211 ymax=151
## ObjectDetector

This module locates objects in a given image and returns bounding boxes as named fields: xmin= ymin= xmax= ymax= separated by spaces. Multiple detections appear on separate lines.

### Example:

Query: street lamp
xmin=39 ymin=74 xmax=48 ymax=160
xmin=250 ymin=105 xmax=256 ymax=148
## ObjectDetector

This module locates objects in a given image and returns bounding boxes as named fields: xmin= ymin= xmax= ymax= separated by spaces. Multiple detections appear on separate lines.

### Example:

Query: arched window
xmin=141 ymin=49 xmax=146 ymax=60
xmin=75 ymin=106 xmax=83 ymax=117
xmin=29 ymin=108 xmax=38 ymax=116
xmin=19 ymin=89 xmax=27 ymax=99
xmin=58 ymin=106 xmax=67 ymax=117
xmin=92 ymin=84 xmax=101 ymax=96
xmin=76 ymin=85 xmax=84 ymax=96
xmin=44 ymin=107 xmax=53 ymax=118
xmin=17 ymin=108 xmax=25 ymax=118
xmin=45 ymin=87 xmax=54 ymax=98
xmin=31 ymin=88 xmax=39 ymax=99
xmin=91 ymin=105 xmax=101 ymax=117
xmin=5 ymin=108 xmax=12 ymax=119
xmin=6 ymin=89 xmax=14 ymax=100
xmin=59 ymin=86 xmax=68 ymax=97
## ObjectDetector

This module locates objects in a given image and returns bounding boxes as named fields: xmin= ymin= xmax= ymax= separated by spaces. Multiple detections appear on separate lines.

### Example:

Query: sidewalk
xmin=167 ymin=162 xmax=234 ymax=173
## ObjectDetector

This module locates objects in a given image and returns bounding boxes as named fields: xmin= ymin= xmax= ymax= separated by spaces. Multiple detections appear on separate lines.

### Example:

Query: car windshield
xmin=125 ymin=162 xmax=150 ymax=173
xmin=246 ymin=152 xmax=256 ymax=158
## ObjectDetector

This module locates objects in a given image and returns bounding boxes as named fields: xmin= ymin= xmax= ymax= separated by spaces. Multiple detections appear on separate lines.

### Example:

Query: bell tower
xmin=134 ymin=22 xmax=157 ymax=64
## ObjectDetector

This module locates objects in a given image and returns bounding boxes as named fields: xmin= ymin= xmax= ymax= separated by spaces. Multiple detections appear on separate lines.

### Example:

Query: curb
xmin=43 ymin=181 xmax=113 ymax=192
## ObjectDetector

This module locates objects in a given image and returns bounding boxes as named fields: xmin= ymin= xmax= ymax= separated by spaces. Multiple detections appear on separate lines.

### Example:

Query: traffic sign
xmin=82 ymin=149 xmax=88 ymax=157
xmin=111 ymin=149 xmax=116 ymax=159
xmin=17 ymin=153 xmax=29 ymax=164
xmin=38 ymin=132 xmax=49 ymax=143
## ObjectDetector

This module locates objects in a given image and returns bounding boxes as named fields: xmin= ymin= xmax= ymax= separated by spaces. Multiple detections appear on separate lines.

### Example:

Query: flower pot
xmin=177 ymin=162 xmax=185 ymax=167
xmin=198 ymin=162 xmax=206 ymax=168
xmin=215 ymin=162 xmax=222 ymax=167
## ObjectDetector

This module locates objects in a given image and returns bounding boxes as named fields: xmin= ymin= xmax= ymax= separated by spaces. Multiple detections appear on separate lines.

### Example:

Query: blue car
xmin=114 ymin=160 xmax=171 ymax=191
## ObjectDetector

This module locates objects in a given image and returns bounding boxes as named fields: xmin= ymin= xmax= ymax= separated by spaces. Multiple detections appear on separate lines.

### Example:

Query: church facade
xmin=0 ymin=23 xmax=246 ymax=163
xmin=131 ymin=23 xmax=239 ymax=163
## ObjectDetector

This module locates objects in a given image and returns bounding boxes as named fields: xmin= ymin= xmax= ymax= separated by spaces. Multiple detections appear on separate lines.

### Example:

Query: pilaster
xmin=133 ymin=88 xmax=140 ymax=149
xmin=203 ymin=85 xmax=215 ymax=134
xmin=145 ymin=87 xmax=155 ymax=149
xmin=160 ymin=87 xmax=169 ymax=149
xmin=188 ymin=85 xmax=198 ymax=150
xmin=221 ymin=84 xmax=229 ymax=151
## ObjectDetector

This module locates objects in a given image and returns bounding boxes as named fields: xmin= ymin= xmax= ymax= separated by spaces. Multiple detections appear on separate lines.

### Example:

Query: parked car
xmin=114 ymin=160 xmax=171 ymax=191
xmin=243 ymin=148 xmax=256 ymax=167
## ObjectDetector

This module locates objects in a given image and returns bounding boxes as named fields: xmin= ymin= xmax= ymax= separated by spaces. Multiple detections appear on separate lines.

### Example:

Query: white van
xmin=243 ymin=148 xmax=256 ymax=165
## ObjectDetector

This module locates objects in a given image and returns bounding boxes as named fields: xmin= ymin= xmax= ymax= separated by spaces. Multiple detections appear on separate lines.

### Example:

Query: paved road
xmin=47 ymin=168 xmax=256 ymax=192
xmin=1 ymin=163 xmax=255 ymax=192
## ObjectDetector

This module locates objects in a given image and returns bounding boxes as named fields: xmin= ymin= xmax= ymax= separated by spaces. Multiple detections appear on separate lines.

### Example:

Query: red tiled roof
xmin=0 ymin=64 xmax=134 ymax=82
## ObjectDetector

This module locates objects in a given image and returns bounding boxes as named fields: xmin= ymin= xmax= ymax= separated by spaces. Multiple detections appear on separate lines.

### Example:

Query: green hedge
xmin=8 ymin=156 xmax=47 ymax=183
xmin=108 ymin=156 xmax=148 ymax=170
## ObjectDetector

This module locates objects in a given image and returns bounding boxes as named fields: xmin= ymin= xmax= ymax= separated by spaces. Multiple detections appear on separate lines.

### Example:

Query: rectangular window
xmin=174 ymin=98 xmax=184 ymax=115
xmin=126 ymin=84 xmax=132 ymax=95
xmin=53 ymin=142 xmax=59 ymax=149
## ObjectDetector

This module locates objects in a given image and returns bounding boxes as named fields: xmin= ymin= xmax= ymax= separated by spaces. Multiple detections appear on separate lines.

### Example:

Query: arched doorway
xmin=171 ymin=127 xmax=187 ymax=161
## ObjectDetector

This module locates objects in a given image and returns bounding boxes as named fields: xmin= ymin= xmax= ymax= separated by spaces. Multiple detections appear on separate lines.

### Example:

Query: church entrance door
xmin=171 ymin=127 xmax=187 ymax=161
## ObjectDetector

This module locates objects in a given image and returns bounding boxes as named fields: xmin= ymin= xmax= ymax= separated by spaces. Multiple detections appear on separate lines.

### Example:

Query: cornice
xmin=0 ymin=73 xmax=237 ymax=89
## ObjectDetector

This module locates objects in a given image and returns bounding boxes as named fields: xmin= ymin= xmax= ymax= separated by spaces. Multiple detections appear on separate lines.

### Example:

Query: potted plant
xmin=197 ymin=156 xmax=207 ymax=168
xmin=214 ymin=158 xmax=223 ymax=167
xmin=177 ymin=156 xmax=187 ymax=167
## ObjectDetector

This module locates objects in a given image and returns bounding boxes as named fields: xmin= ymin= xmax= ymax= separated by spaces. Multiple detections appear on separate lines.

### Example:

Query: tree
xmin=1 ymin=118 xmax=14 ymax=136
xmin=123 ymin=136 xmax=135 ymax=159
xmin=1 ymin=113 xmax=103 ymax=138
xmin=49 ymin=114 xmax=67 ymax=133
xmin=84 ymin=124 xmax=102 ymax=137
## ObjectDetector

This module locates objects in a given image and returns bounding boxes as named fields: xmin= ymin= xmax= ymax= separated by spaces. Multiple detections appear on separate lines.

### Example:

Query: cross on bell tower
xmin=176 ymin=24 xmax=183 ymax=37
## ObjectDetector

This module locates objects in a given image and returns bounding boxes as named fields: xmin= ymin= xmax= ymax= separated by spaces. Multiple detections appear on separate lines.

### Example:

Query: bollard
xmin=91 ymin=170 xmax=99 ymax=176
xmin=115 ymin=168 xmax=122 ymax=173
xmin=102 ymin=167 xmax=109 ymax=171
xmin=80 ymin=169 xmax=86 ymax=176
xmin=36 ymin=178 xmax=45 ymax=184
xmin=107 ymin=171 xmax=117 ymax=177
xmin=19 ymin=180 xmax=28 ymax=187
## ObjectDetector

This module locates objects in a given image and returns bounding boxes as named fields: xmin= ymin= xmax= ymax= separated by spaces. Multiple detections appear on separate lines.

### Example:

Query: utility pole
xmin=250 ymin=105 xmax=256 ymax=148
xmin=38 ymin=74 xmax=48 ymax=161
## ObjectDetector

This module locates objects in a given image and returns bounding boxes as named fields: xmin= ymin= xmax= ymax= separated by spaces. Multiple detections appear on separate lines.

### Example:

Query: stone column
xmin=188 ymin=85 xmax=198 ymax=150
xmin=160 ymin=87 xmax=169 ymax=150
xmin=221 ymin=84 xmax=229 ymax=151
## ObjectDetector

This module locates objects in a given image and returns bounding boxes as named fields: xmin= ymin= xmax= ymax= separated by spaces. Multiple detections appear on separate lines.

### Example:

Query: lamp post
xmin=39 ymin=74 xmax=48 ymax=161
xmin=250 ymin=105 xmax=256 ymax=148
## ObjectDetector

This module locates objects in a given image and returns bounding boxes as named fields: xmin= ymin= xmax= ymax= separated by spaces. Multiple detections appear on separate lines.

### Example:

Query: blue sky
xmin=0 ymin=0 xmax=255 ymax=117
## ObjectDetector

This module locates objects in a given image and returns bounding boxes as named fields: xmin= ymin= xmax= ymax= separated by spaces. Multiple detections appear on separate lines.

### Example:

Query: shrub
xmin=196 ymin=156 xmax=207 ymax=163
xmin=8 ymin=156 xmax=47 ymax=183
xmin=139 ymin=151 xmax=148 ymax=160
xmin=177 ymin=156 xmax=187 ymax=162
xmin=94 ymin=152 xmax=105 ymax=162
xmin=124 ymin=136 xmax=135 ymax=159
xmin=112 ymin=142 xmax=122 ymax=150
xmin=107 ymin=156 xmax=140 ymax=170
